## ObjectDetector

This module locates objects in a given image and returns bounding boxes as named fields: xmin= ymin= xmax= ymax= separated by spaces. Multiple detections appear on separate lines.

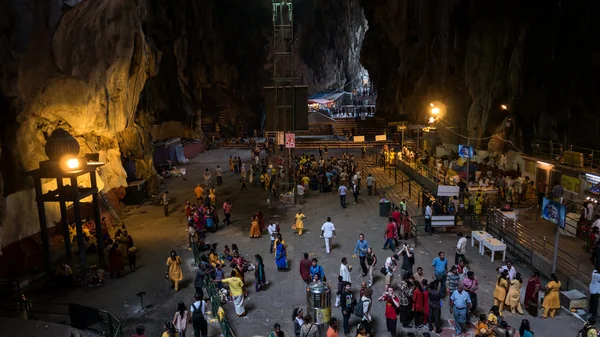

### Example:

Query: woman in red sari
xmin=257 ymin=209 xmax=265 ymax=232
xmin=108 ymin=243 xmax=124 ymax=278
xmin=523 ymin=271 xmax=541 ymax=316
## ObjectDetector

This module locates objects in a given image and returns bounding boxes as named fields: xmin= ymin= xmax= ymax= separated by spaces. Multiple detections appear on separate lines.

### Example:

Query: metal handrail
xmin=357 ymin=159 xmax=420 ymax=247
xmin=487 ymin=210 xmax=590 ymax=286
xmin=533 ymin=139 xmax=600 ymax=171
xmin=191 ymin=243 xmax=235 ymax=337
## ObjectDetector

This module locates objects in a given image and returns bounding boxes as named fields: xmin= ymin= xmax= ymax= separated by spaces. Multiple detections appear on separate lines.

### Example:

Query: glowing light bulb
xmin=431 ymin=107 xmax=440 ymax=115
xmin=66 ymin=158 xmax=79 ymax=169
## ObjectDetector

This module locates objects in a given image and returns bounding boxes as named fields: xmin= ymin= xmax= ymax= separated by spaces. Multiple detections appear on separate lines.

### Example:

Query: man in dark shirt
xmin=428 ymin=281 xmax=443 ymax=333
xmin=340 ymin=283 xmax=355 ymax=335
xmin=299 ymin=252 xmax=312 ymax=284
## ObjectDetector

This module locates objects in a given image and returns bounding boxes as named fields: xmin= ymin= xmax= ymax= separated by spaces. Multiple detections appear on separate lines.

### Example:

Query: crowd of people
xmin=131 ymin=144 xmax=596 ymax=337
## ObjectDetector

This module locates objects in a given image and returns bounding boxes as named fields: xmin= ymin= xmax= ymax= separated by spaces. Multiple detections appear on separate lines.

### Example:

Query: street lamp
xmin=27 ymin=128 xmax=106 ymax=279
xmin=501 ymin=104 xmax=508 ymax=111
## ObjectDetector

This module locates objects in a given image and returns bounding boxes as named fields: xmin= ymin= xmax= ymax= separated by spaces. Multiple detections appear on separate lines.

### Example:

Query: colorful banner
xmin=561 ymin=175 xmax=580 ymax=195
xmin=542 ymin=197 xmax=567 ymax=229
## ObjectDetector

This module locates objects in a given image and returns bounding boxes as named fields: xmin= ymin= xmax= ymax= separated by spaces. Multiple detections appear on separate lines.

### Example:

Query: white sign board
xmin=375 ymin=134 xmax=387 ymax=141
xmin=353 ymin=136 xmax=365 ymax=142
xmin=285 ymin=133 xmax=295 ymax=148
xmin=437 ymin=185 xmax=460 ymax=197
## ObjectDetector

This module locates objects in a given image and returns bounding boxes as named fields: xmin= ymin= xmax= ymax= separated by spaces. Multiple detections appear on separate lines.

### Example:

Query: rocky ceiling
xmin=0 ymin=0 xmax=599 ymax=248
xmin=359 ymin=0 xmax=600 ymax=152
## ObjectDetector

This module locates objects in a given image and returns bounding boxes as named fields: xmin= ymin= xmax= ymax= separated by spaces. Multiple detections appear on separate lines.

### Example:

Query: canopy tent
xmin=308 ymin=112 xmax=337 ymax=124
xmin=308 ymin=91 xmax=349 ymax=104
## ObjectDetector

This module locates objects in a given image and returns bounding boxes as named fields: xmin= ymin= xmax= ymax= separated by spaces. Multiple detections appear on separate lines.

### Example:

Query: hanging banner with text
xmin=285 ymin=133 xmax=295 ymax=148
xmin=561 ymin=175 xmax=580 ymax=195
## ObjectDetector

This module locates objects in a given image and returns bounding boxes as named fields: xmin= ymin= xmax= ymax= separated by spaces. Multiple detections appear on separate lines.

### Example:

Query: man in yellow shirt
xmin=194 ymin=184 xmax=204 ymax=203
xmin=221 ymin=271 xmax=246 ymax=316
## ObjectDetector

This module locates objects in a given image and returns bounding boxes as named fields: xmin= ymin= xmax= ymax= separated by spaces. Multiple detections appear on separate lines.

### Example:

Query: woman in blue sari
xmin=275 ymin=235 xmax=288 ymax=271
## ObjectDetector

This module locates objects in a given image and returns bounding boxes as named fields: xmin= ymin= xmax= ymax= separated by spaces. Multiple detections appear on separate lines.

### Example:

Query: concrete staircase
xmin=334 ymin=116 xmax=388 ymax=135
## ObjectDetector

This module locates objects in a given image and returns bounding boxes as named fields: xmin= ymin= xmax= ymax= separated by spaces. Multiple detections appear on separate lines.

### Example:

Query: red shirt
xmin=386 ymin=222 xmax=395 ymax=239
xmin=299 ymin=258 xmax=312 ymax=281
xmin=391 ymin=211 xmax=401 ymax=224
xmin=384 ymin=295 xmax=399 ymax=319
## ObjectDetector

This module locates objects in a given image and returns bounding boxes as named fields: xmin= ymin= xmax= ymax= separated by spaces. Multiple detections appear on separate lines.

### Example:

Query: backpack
xmin=354 ymin=299 xmax=368 ymax=317
xmin=192 ymin=302 xmax=205 ymax=329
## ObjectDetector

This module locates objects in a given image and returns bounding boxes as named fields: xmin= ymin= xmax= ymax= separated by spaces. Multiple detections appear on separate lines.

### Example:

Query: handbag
xmin=380 ymin=266 xmax=388 ymax=275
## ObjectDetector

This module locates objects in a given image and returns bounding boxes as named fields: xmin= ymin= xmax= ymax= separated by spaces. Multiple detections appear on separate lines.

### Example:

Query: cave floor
xmin=27 ymin=147 xmax=585 ymax=337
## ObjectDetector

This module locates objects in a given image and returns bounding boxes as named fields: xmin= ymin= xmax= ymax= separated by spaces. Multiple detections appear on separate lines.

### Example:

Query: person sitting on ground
xmin=495 ymin=320 xmax=515 ymax=337
xmin=53 ymin=262 xmax=74 ymax=287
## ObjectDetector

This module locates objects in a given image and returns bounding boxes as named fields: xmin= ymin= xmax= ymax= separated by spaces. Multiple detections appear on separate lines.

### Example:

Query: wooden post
xmin=57 ymin=179 xmax=71 ymax=259
xmin=33 ymin=178 xmax=52 ymax=273
xmin=90 ymin=172 xmax=105 ymax=268
xmin=71 ymin=177 xmax=87 ymax=281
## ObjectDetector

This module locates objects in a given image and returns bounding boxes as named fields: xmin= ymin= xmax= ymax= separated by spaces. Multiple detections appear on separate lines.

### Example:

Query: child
xmin=214 ymin=264 xmax=224 ymax=289
xmin=223 ymin=245 xmax=233 ymax=261
xmin=356 ymin=324 xmax=368 ymax=337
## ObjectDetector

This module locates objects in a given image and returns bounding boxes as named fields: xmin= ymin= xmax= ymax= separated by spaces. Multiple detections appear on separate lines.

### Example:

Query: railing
xmin=486 ymin=210 xmax=590 ymax=287
xmin=356 ymin=159 xmax=420 ymax=248
xmin=191 ymin=242 xmax=235 ymax=337
xmin=533 ymin=140 xmax=600 ymax=171
xmin=0 ymin=299 xmax=123 ymax=337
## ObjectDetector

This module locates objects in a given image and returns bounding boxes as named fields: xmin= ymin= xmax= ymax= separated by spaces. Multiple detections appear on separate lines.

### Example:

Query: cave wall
xmin=294 ymin=0 xmax=367 ymax=92
xmin=0 ymin=0 xmax=368 ymax=255
xmin=359 ymin=0 xmax=600 ymax=151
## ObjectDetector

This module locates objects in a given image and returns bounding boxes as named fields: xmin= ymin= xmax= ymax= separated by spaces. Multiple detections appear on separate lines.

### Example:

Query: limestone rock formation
xmin=2 ymin=0 xmax=159 ymax=251
xmin=359 ymin=0 xmax=600 ymax=151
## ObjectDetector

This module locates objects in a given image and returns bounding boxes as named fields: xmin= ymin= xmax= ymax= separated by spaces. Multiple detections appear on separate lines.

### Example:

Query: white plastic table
xmin=480 ymin=238 xmax=507 ymax=262
xmin=471 ymin=230 xmax=493 ymax=254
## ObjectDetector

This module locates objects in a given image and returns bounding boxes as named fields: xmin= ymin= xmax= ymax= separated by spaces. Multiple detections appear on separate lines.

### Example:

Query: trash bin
xmin=306 ymin=281 xmax=331 ymax=326
xmin=379 ymin=199 xmax=391 ymax=217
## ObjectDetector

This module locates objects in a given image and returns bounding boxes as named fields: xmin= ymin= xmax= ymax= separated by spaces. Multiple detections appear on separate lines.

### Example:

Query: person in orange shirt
xmin=194 ymin=184 xmax=204 ymax=203
xmin=326 ymin=317 xmax=339 ymax=337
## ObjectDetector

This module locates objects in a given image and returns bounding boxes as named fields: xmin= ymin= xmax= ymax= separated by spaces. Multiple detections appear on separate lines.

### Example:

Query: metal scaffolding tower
xmin=272 ymin=0 xmax=295 ymax=136
xmin=271 ymin=0 xmax=295 ymax=197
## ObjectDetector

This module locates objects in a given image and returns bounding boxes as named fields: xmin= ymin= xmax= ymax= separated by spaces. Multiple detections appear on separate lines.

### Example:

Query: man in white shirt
xmin=338 ymin=184 xmax=348 ymax=209
xmin=215 ymin=165 xmax=224 ymax=186
xmin=593 ymin=215 xmax=600 ymax=231
xmin=366 ymin=174 xmax=375 ymax=196
xmin=268 ymin=221 xmax=278 ymax=254
xmin=188 ymin=293 xmax=207 ymax=337
xmin=340 ymin=257 xmax=351 ymax=284
xmin=321 ymin=217 xmax=336 ymax=253
xmin=355 ymin=170 xmax=362 ymax=187
xmin=384 ymin=254 xmax=398 ymax=289
xmin=500 ymin=260 xmax=517 ymax=281
xmin=424 ymin=203 xmax=433 ymax=232
xmin=587 ymin=202 xmax=595 ymax=222
xmin=590 ymin=270 xmax=600 ymax=317
xmin=454 ymin=232 xmax=468 ymax=265
xmin=297 ymin=184 xmax=305 ymax=205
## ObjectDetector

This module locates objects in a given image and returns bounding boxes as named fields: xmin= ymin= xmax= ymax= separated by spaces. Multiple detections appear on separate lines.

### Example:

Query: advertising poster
xmin=541 ymin=197 xmax=567 ymax=229
xmin=458 ymin=145 xmax=474 ymax=159
xmin=560 ymin=175 xmax=580 ymax=195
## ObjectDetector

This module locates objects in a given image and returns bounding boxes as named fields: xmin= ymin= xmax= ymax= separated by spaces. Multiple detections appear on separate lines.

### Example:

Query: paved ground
xmin=28 ymin=147 xmax=586 ymax=337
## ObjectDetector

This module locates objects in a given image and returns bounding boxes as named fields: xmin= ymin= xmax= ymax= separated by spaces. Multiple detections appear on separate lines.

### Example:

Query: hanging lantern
xmin=44 ymin=128 xmax=80 ymax=161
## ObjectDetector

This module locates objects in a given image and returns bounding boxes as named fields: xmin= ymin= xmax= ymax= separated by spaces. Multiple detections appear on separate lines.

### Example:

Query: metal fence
xmin=191 ymin=243 xmax=235 ymax=337
xmin=533 ymin=140 xmax=600 ymax=171
xmin=0 ymin=299 xmax=123 ymax=337
xmin=486 ymin=209 xmax=590 ymax=287
xmin=356 ymin=159 xmax=420 ymax=248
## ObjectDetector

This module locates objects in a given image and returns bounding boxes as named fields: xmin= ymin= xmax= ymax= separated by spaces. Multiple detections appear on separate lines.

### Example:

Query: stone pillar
xmin=71 ymin=177 xmax=87 ymax=280
xmin=57 ymin=179 xmax=72 ymax=259
xmin=33 ymin=178 xmax=52 ymax=273
xmin=90 ymin=172 xmax=105 ymax=268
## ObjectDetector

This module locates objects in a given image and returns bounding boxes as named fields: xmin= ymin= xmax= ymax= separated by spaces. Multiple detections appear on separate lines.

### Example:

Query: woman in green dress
xmin=254 ymin=254 xmax=267 ymax=292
